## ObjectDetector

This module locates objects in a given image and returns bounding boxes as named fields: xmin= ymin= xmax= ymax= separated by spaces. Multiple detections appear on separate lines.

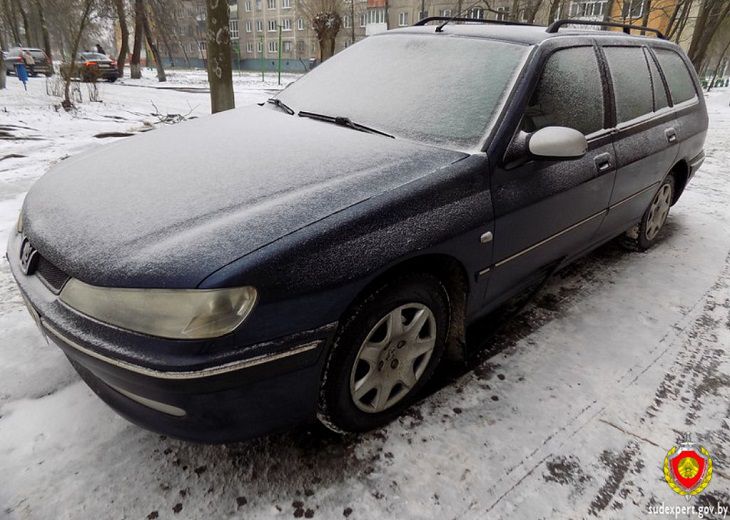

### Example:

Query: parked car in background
xmin=4 ymin=47 xmax=52 ymax=76
xmin=9 ymin=19 xmax=707 ymax=443
xmin=60 ymin=52 xmax=119 ymax=82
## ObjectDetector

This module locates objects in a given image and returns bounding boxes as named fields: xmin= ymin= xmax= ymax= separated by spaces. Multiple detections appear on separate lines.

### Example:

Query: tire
xmin=318 ymin=272 xmax=450 ymax=433
xmin=626 ymin=174 xmax=675 ymax=251
xmin=107 ymin=77 xmax=117 ymax=83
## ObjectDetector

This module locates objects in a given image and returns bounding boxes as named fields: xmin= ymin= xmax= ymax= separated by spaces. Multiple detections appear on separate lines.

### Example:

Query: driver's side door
xmin=484 ymin=45 xmax=616 ymax=304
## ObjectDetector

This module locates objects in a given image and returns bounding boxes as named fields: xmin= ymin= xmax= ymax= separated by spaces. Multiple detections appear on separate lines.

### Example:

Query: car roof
xmin=388 ymin=23 xmax=669 ymax=46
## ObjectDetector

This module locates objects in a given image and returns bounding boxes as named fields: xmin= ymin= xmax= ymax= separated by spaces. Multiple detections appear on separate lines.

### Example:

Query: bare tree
xmin=130 ymin=0 xmax=143 ymax=78
xmin=204 ymin=0 xmax=234 ymax=113
xmin=687 ymin=0 xmax=730 ymax=71
xmin=111 ymin=0 xmax=129 ymax=76
xmin=63 ymin=0 xmax=96 ymax=109
xmin=2 ymin=0 xmax=22 ymax=45
xmin=35 ymin=0 xmax=53 ymax=72
xmin=301 ymin=0 xmax=343 ymax=62
xmin=142 ymin=0 xmax=165 ymax=81
xmin=12 ymin=0 xmax=33 ymax=45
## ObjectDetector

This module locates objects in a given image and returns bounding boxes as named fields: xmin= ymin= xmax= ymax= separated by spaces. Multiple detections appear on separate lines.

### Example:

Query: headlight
xmin=60 ymin=279 xmax=257 ymax=339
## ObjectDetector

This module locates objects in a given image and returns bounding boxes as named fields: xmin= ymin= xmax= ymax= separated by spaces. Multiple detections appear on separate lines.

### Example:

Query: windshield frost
xmin=277 ymin=34 xmax=528 ymax=150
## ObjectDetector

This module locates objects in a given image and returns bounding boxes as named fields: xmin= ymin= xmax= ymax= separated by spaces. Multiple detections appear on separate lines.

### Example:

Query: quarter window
xmin=603 ymin=46 xmax=654 ymax=123
xmin=523 ymin=47 xmax=604 ymax=136
xmin=646 ymin=49 xmax=669 ymax=111
xmin=654 ymin=48 xmax=697 ymax=104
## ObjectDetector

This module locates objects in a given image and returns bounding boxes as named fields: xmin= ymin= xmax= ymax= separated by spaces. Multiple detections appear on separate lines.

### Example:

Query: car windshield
xmin=276 ymin=34 xmax=529 ymax=150
xmin=81 ymin=53 xmax=107 ymax=60
xmin=29 ymin=50 xmax=45 ymax=58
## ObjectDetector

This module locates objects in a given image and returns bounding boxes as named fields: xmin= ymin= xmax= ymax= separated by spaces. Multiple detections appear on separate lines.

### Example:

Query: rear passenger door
xmin=597 ymin=45 xmax=679 ymax=238
xmin=485 ymin=45 xmax=616 ymax=305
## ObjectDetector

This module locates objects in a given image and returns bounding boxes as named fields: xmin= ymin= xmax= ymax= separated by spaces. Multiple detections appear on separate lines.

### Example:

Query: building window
xmin=246 ymin=42 xmax=254 ymax=53
xmin=256 ymin=19 xmax=263 ymax=31
xmin=297 ymin=40 xmax=305 ymax=52
xmin=283 ymin=40 xmax=292 ymax=52
xmin=198 ymin=40 xmax=207 ymax=52
xmin=570 ymin=1 xmax=608 ymax=18
xmin=418 ymin=10 xmax=428 ymax=20
xmin=282 ymin=0 xmax=291 ymax=7
xmin=398 ymin=12 xmax=408 ymax=26
xmin=257 ymin=40 xmax=263 ymax=52
xmin=244 ymin=0 xmax=251 ymax=10
xmin=268 ymin=19 xmax=277 ymax=31
xmin=297 ymin=17 xmax=304 ymax=30
xmin=359 ymin=13 xmax=366 ymax=26
xmin=367 ymin=8 xmax=385 ymax=24
xmin=439 ymin=9 xmax=451 ymax=16
xmin=256 ymin=0 xmax=262 ymax=9
xmin=245 ymin=20 xmax=252 ymax=32
xmin=268 ymin=40 xmax=278 ymax=52
xmin=267 ymin=0 xmax=276 ymax=9
xmin=468 ymin=7 xmax=484 ymax=18
xmin=621 ymin=0 xmax=642 ymax=18
xmin=496 ymin=6 xmax=509 ymax=20
xmin=282 ymin=18 xmax=292 ymax=30
xmin=344 ymin=15 xmax=351 ymax=28
xmin=229 ymin=19 xmax=239 ymax=39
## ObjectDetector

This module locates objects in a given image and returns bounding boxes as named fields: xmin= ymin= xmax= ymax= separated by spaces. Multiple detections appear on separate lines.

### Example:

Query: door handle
xmin=665 ymin=127 xmax=677 ymax=143
xmin=594 ymin=153 xmax=612 ymax=173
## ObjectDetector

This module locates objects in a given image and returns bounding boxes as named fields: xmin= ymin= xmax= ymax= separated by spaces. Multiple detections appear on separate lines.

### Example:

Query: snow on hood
xmin=22 ymin=105 xmax=467 ymax=288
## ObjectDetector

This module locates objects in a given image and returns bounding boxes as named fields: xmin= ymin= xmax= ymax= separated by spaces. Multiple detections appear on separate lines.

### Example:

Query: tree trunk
xmin=142 ymin=3 xmax=166 ymax=82
xmin=0 ymin=52 xmax=6 ymax=89
xmin=35 ymin=0 xmax=53 ymax=73
xmin=689 ymin=0 xmax=730 ymax=71
xmin=707 ymin=36 xmax=730 ymax=91
xmin=510 ymin=0 xmax=520 ymax=21
xmin=640 ymin=0 xmax=651 ymax=34
xmin=205 ymin=0 xmax=235 ymax=113
xmin=130 ymin=0 xmax=144 ymax=79
xmin=13 ymin=0 xmax=32 ymax=46
xmin=64 ymin=0 xmax=95 ymax=109
xmin=3 ymin=0 xmax=22 ymax=45
xmin=113 ymin=0 xmax=130 ymax=77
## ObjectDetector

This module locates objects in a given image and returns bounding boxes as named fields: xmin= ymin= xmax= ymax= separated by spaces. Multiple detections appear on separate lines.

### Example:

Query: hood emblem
xmin=19 ymin=236 xmax=39 ymax=276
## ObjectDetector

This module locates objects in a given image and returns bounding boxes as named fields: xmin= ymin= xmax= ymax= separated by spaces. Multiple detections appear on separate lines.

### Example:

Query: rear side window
xmin=603 ymin=46 xmax=654 ymax=123
xmin=646 ymin=49 xmax=669 ymax=111
xmin=654 ymin=48 xmax=697 ymax=104
xmin=523 ymin=47 xmax=604 ymax=136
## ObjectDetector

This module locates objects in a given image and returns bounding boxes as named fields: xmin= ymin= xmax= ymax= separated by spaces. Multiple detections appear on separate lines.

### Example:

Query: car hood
xmin=22 ymin=106 xmax=467 ymax=288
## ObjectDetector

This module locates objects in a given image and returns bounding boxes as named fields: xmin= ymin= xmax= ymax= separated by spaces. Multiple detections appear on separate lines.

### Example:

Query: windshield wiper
xmin=266 ymin=98 xmax=295 ymax=115
xmin=298 ymin=111 xmax=394 ymax=139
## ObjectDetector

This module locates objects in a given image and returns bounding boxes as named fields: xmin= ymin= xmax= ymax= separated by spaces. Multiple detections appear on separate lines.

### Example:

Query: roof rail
xmin=546 ymin=19 xmax=666 ymax=39
xmin=413 ymin=16 xmax=536 ymax=27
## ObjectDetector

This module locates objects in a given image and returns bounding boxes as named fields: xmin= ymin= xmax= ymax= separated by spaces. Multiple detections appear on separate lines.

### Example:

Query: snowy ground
xmin=1 ymin=74 xmax=729 ymax=520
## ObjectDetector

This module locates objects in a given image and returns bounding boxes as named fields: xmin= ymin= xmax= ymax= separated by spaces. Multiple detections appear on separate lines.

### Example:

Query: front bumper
xmin=7 ymin=231 xmax=337 ymax=443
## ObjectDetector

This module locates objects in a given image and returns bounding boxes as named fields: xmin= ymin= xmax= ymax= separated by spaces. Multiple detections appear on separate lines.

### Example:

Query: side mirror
xmin=528 ymin=126 xmax=587 ymax=159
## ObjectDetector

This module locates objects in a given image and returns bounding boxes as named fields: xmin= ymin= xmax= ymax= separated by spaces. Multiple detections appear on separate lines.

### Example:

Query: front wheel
xmin=318 ymin=273 xmax=450 ymax=433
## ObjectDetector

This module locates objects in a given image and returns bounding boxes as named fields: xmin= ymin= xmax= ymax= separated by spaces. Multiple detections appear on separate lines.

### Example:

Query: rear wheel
xmin=625 ymin=174 xmax=675 ymax=251
xmin=318 ymin=273 xmax=450 ymax=433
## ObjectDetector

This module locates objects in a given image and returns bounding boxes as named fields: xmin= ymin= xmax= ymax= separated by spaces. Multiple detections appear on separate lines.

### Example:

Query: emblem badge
xmin=19 ymin=236 xmax=39 ymax=275
xmin=663 ymin=442 xmax=713 ymax=496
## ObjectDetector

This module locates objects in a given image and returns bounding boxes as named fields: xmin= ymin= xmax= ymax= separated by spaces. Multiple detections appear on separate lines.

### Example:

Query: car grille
xmin=37 ymin=256 xmax=70 ymax=294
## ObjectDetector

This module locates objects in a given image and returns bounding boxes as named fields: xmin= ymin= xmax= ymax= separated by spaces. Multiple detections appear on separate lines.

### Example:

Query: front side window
xmin=277 ymin=35 xmax=529 ymax=149
xmin=654 ymin=48 xmax=697 ymax=104
xmin=523 ymin=46 xmax=604 ymax=136
xmin=603 ymin=46 xmax=654 ymax=123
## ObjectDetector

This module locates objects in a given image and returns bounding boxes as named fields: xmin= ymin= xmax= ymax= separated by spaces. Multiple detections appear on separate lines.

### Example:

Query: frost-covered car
xmin=8 ymin=18 xmax=707 ymax=442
